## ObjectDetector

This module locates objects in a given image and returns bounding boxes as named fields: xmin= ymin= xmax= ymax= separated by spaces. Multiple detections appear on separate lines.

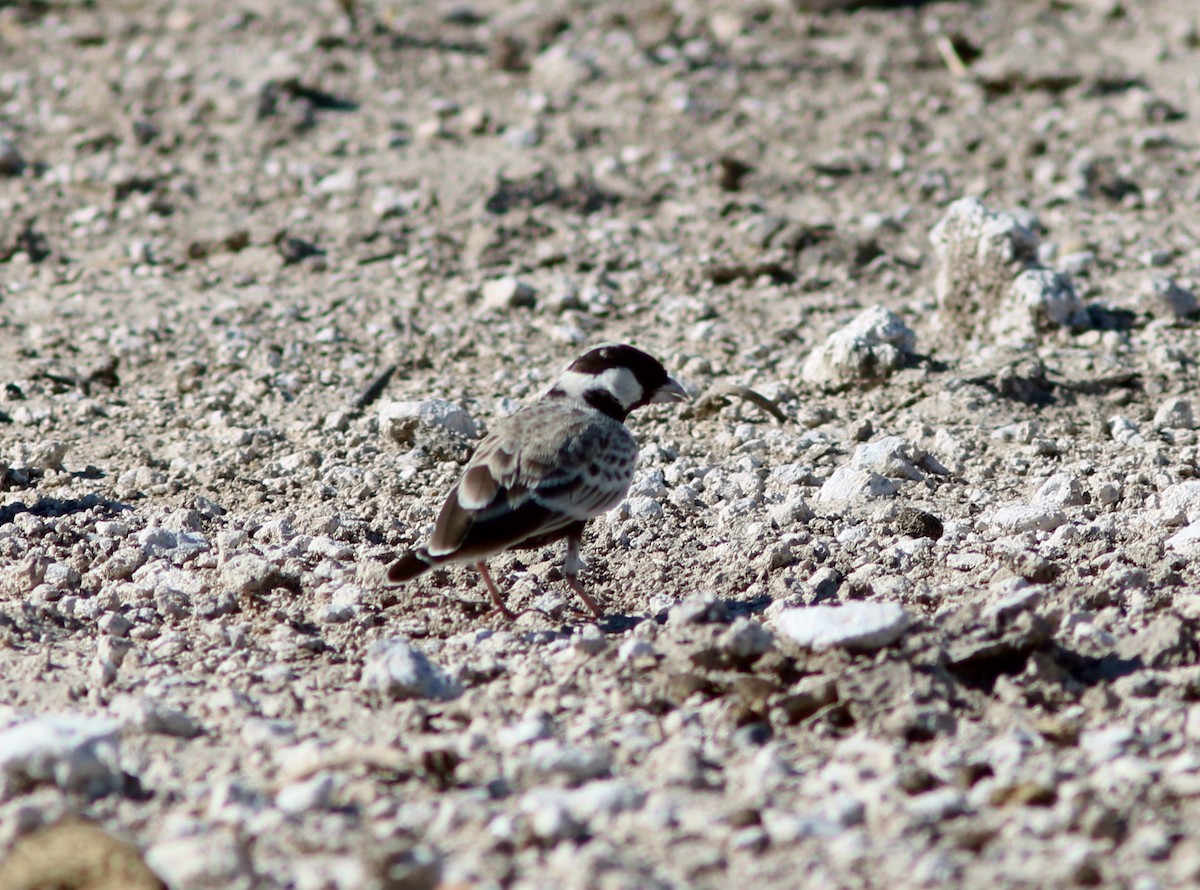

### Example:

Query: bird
xmin=387 ymin=344 xmax=688 ymax=619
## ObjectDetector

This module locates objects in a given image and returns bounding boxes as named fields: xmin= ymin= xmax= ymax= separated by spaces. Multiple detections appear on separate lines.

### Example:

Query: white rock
xmin=146 ymin=829 xmax=253 ymax=889
xmin=241 ymin=718 xmax=297 ymax=749
xmin=1154 ymin=397 xmax=1196 ymax=430
xmin=98 ymin=612 xmax=133 ymax=637
xmin=481 ymin=277 xmax=536 ymax=311
xmin=643 ymin=739 xmax=708 ymax=788
xmin=801 ymin=307 xmax=915 ymax=389
xmin=42 ymin=562 xmax=81 ymax=590
xmin=929 ymin=197 xmax=1039 ymax=322
xmin=767 ymin=496 xmax=813 ymax=527
xmin=219 ymin=553 xmax=276 ymax=596
xmin=371 ymin=186 xmax=421 ymax=219
xmin=819 ymin=792 xmax=866 ymax=828
xmin=907 ymin=788 xmax=969 ymax=825
xmin=9 ymin=440 xmax=68 ymax=472
xmin=496 ymin=715 xmax=553 ymax=749
xmin=276 ymin=771 xmax=335 ymax=814
xmin=1034 ymin=473 xmax=1085 ymax=507
xmin=623 ymin=495 xmax=663 ymax=520
xmin=995 ymin=269 xmax=1088 ymax=342
xmin=740 ymin=745 xmax=796 ymax=800
xmin=718 ymin=618 xmax=774 ymax=658
xmin=319 ymin=602 xmax=356 ymax=624
xmin=667 ymin=592 xmax=727 ymax=625
xmin=561 ymin=779 xmax=646 ymax=822
xmin=314 ymin=167 xmax=356 ymax=194
xmin=1166 ymin=521 xmax=1200 ymax=555
xmin=525 ymin=739 xmax=611 ymax=782
xmin=617 ymin=638 xmax=658 ymax=663
xmin=851 ymin=436 xmax=925 ymax=480
xmin=1059 ymin=250 xmax=1095 ymax=276
xmin=94 ymin=644 xmax=127 ymax=687
xmin=1080 ymin=726 xmax=1139 ymax=764
xmin=530 ymin=45 xmax=598 ymax=99
xmin=111 ymin=695 xmax=202 ymax=738
xmin=519 ymin=789 xmax=581 ymax=841
xmin=572 ymin=624 xmax=607 ymax=656
xmin=989 ymin=504 xmax=1067 ymax=533
xmin=515 ymin=781 xmax=644 ymax=842
xmin=360 ymin=638 xmax=461 ymax=701
xmin=984 ymin=586 xmax=1044 ymax=621
xmin=768 ymin=463 xmax=816 ymax=487
xmin=763 ymin=810 xmax=844 ymax=844
xmin=324 ymin=409 xmax=352 ymax=431
xmin=1160 ymin=481 xmax=1200 ymax=525
xmin=0 ymin=715 xmax=123 ymax=799
xmin=773 ymin=603 xmax=911 ymax=652
xmin=629 ymin=467 xmax=667 ymax=498
xmin=291 ymin=856 xmax=370 ymax=890
xmin=378 ymin=399 xmax=478 ymax=443
xmin=817 ymin=467 xmax=900 ymax=503
xmin=1108 ymin=415 xmax=1145 ymax=447
xmin=137 ymin=527 xmax=209 ymax=560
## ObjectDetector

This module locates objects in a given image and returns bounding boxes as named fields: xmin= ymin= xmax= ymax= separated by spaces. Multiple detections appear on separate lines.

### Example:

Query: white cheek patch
xmin=554 ymin=368 xmax=643 ymax=409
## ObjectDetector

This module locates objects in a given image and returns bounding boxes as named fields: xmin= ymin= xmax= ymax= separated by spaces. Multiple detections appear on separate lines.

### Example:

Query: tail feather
xmin=387 ymin=549 xmax=434 ymax=584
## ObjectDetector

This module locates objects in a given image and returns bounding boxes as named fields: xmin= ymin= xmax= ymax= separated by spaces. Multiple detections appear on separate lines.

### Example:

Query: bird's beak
xmin=650 ymin=377 xmax=690 ymax=403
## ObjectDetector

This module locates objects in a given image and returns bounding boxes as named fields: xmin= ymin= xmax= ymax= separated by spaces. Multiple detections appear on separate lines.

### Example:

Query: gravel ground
xmin=2 ymin=0 xmax=1200 ymax=887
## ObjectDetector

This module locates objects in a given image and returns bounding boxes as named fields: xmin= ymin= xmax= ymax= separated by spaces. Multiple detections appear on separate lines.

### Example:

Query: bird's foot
xmin=567 ymin=577 xmax=604 ymax=620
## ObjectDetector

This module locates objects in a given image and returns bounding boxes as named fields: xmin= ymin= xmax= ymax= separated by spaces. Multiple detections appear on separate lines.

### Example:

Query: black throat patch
xmin=582 ymin=388 xmax=628 ymax=421
xmin=545 ymin=385 xmax=629 ymax=421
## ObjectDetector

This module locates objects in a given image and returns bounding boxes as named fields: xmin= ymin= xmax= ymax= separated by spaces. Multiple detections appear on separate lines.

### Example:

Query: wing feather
xmin=423 ymin=403 xmax=638 ymax=561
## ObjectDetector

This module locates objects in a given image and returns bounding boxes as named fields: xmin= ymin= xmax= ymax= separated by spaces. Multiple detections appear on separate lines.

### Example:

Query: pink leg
xmin=476 ymin=562 xmax=515 ymax=620
xmin=567 ymin=577 xmax=604 ymax=619
xmin=564 ymin=534 xmax=604 ymax=619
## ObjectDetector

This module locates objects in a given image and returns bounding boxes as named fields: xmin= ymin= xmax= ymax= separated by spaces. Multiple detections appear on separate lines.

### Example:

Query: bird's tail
xmin=387 ymin=549 xmax=434 ymax=584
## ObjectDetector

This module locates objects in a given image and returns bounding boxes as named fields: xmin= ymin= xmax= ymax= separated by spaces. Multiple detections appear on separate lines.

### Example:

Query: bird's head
xmin=547 ymin=344 xmax=689 ymax=420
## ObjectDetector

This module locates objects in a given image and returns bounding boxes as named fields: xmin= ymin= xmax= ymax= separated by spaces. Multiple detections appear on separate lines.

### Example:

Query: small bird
xmin=387 ymin=344 xmax=688 ymax=618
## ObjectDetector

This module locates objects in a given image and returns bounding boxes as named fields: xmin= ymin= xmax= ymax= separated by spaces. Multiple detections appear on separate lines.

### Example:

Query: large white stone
xmin=817 ymin=467 xmax=900 ymax=503
xmin=146 ymin=829 xmax=252 ymax=890
xmin=0 ymin=714 xmax=123 ymax=799
xmin=1160 ymin=481 xmax=1200 ymax=525
xmin=1166 ymin=521 xmax=1200 ymax=555
xmin=929 ymin=196 xmax=1090 ymax=345
xmin=989 ymin=504 xmax=1067 ymax=533
xmin=531 ymin=45 xmax=599 ymax=99
xmin=773 ymin=602 xmax=911 ymax=652
xmin=111 ymin=695 xmax=202 ymax=738
xmin=1001 ymin=268 xmax=1089 ymax=335
xmin=930 ymin=197 xmax=1038 ymax=318
xmin=1034 ymin=473 xmax=1085 ymax=507
xmin=801 ymin=307 xmax=915 ymax=390
xmin=379 ymin=398 xmax=479 ymax=443
xmin=851 ymin=436 xmax=924 ymax=481
xmin=360 ymin=638 xmax=461 ymax=701
xmin=481 ymin=276 xmax=536 ymax=311
xmin=1154 ymin=397 xmax=1196 ymax=431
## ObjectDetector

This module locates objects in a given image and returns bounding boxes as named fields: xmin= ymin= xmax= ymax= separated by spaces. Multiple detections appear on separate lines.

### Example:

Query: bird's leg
xmin=564 ymin=533 xmax=604 ymax=619
xmin=476 ymin=562 xmax=515 ymax=620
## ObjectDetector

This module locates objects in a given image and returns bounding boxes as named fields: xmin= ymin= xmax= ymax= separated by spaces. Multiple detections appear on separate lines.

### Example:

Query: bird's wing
xmin=526 ymin=424 xmax=637 ymax=521
xmin=426 ymin=409 xmax=636 ymax=559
